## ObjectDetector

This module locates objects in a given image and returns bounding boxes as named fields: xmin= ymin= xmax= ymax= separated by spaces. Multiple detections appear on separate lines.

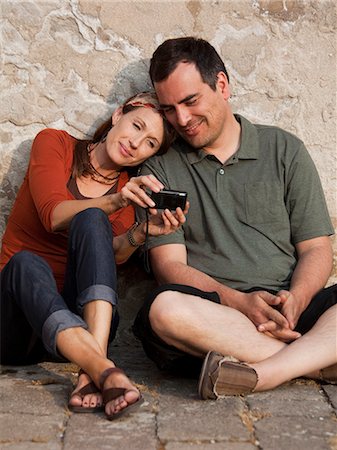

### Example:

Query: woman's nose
xmin=129 ymin=135 xmax=142 ymax=149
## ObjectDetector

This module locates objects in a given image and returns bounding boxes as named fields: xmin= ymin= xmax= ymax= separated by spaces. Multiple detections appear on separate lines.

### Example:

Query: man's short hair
xmin=150 ymin=36 xmax=229 ymax=90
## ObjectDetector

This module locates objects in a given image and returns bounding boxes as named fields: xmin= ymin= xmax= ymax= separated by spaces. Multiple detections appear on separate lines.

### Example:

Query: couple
xmin=1 ymin=37 xmax=336 ymax=420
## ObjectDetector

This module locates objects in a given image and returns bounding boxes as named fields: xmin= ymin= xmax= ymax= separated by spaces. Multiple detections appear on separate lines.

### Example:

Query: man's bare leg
xmin=149 ymin=292 xmax=287 ymax=362
xmin=57 ymin=326 xmax=140 ymax=416
xmin=250 ymin=304 xmax=337 ymax=390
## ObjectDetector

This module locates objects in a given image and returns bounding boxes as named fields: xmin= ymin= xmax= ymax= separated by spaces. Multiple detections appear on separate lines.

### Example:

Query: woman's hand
xmin=118 ymin=175 xmax=164 ymax=209
xmin=147 ymin=202 xmax=189 ymax=236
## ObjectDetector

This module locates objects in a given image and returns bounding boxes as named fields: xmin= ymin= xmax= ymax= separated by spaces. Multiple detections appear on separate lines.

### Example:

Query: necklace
xmin=87 ymin=143 xmax=120 ymax=185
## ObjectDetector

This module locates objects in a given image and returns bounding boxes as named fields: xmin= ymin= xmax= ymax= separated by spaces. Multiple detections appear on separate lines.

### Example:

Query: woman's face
xmin=106 ymin=107 xmax=164 ymax=168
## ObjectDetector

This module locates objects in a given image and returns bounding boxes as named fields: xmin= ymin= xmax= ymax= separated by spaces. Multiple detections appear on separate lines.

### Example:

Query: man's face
xmin=154 ymin=62 xmax=230 ymax=151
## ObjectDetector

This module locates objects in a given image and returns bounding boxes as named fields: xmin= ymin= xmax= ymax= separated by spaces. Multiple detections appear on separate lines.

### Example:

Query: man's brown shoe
xmin=320 ymin=363 xmax=337 ymax=384
xmin=198 ymin=351 xmax=258 ymax=399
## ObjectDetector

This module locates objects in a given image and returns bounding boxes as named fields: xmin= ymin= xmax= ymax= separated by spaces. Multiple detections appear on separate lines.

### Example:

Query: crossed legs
xmin=1 ymin=209 xmax=142 ymax=417
xmin=57 ymin=316 xmax=141 ymax=416
xmin=148 ymin=291 xmax=337 ymax=391
xmin=60 ymin=208 xmax=141 ymax=414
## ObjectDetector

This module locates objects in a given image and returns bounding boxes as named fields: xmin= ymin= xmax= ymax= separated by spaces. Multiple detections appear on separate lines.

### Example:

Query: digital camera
xmin=150 ymin=189 xmax=188 ymax=211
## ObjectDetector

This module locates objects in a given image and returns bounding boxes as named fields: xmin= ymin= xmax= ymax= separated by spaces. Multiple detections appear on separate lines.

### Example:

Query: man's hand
xmin=147 ymin=203 xmax=189 ymax=236
xmin=254 ymin=290 xmax=302 ymax=342
xmin=277 ymin=290 xmax=303 ymax=330
xmin=238 ymin=290 xmax=301 ymax=342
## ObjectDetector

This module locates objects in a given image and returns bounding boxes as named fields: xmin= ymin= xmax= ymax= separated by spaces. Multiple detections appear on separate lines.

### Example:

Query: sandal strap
xmin=102 ymin=387 xmax=127 ymax=405
xmin=72 ymin=381 xmax=99 ymax=399
xmin=99 ymin=367 xmax=125 ymax=391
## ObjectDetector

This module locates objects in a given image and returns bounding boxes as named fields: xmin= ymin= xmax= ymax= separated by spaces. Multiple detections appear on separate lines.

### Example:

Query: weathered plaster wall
xmin=1 ymin=0 xmax=336 ymax=283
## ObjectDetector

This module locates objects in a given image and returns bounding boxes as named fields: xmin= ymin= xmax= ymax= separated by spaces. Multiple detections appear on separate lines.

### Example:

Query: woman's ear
xmin=111 ymin=106 xmax=123 ymax=125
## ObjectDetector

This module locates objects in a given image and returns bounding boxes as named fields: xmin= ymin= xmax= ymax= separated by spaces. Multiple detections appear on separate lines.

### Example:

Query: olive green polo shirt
xmin=138 ymin=115 xmax=334 ymax=292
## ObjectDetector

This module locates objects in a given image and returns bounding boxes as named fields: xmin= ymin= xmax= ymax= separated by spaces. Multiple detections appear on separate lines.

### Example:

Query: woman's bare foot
xmin=101 ymin=367 xmax=141 ymax=418
xmin=69 ymin=371 xmax=103 ymax=410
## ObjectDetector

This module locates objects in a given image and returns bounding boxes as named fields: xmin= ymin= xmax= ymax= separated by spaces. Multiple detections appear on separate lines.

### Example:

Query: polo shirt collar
xmin=235 ymin=114 xmax=259 ymax=160
xmin=179 ymin=114 xmax=259 ymax=164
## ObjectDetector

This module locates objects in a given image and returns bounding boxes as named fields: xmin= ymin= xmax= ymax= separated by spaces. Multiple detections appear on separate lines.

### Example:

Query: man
xmin=133 ymin=37 xmax=337 ymax=397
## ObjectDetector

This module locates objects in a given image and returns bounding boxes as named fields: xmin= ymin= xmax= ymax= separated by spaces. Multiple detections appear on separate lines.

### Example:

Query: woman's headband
xmin=124 ymin=91 xmax=163 ymax=115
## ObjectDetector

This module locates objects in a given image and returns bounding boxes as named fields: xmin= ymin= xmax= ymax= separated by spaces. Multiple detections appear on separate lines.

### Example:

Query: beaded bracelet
xmin=127 ymin=222 xmax=145 ymax=247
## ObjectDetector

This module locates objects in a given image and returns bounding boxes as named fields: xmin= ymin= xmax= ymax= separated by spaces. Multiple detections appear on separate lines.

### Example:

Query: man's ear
xmin=111 ymin=106 xmax=123 ymax=125
xmin=216 ymin=71 xmax=231 ymax=101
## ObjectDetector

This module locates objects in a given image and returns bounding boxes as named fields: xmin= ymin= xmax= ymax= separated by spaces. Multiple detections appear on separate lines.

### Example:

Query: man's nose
xmin=176 ymin=107 xmax=191 ymax=127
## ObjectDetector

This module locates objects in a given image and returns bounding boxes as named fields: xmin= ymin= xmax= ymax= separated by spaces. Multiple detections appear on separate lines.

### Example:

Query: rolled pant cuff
xmin=77 ymin=284 xmax=118 ymax=312
xmin=42 ymin=309 xmax=88 ymax=357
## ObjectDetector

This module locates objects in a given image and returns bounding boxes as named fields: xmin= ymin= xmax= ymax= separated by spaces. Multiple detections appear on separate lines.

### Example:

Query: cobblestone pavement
xmin=1 ymin=341 xmax=336 ymax=450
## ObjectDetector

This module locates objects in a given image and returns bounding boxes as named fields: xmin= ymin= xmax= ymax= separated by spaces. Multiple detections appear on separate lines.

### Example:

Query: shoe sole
xmin=68 ymin=404 xmax=104 ymax=413
xmin=198 ymin=351 xmax=219 ymax=400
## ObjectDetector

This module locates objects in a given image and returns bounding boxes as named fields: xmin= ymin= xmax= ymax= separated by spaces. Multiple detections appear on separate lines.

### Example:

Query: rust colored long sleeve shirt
xmin=0 ymin=129 xmax=134 ymax=291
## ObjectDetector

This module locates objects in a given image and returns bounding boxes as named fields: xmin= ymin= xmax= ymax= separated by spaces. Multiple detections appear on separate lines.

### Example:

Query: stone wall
xmin=1 ymin=0 xmax=336 ymax=287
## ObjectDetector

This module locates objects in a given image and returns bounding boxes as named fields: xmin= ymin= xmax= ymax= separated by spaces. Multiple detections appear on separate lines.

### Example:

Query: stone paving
xmin=1 ymin=338 xmax=337 ymax=450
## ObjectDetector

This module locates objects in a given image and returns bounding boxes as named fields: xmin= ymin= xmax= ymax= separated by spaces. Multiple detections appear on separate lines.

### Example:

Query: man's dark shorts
xmin=132 ymin=283 xmax=337 ymax=378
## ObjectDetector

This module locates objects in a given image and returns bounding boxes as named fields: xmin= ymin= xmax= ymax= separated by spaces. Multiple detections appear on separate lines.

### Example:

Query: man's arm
xmin=258 ymin=235 xmax=333 ymax=334
xmin=281 ymin=236 xmax=333 ymax=328
xmin=150 ymin=243 xmax=299 ymax=339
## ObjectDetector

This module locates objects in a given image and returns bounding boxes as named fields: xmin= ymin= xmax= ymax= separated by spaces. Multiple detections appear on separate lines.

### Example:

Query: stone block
xmin=254 ymin=415 xmax=337 ymax=450
xmin=0 ymin=412 xmax=64 ymax=444
xmin=246 ymin=381 xmax=334 ymax=418
xmin=166 ymin=444 xmax=256 ymax=450
xmin=322 ymin=385 xmax=337 ymax=410
xmin=0 ymin=377 xmax=69 ymax=415
xmin=63 ymin=409 xmax=157 ymax=450
xmin=158 ymin=395 xmax=250 ymax=442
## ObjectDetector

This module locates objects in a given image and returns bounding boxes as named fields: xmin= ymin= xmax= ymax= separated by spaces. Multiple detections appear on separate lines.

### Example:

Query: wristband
xmin=127 ymin=222 xmax=145 ymax=247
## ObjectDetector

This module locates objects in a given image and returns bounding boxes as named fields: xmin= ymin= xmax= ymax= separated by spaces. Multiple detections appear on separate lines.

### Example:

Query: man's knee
xmin=149 ymin=291 xmax=190 ymax=336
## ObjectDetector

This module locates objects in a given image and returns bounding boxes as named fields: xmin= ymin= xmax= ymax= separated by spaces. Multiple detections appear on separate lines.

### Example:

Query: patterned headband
xmin=124 ymin=91 xmax=164 ymax=115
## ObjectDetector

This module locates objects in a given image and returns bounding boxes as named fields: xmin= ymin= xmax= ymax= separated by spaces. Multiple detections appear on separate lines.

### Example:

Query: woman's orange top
xmin=0 ymin=129 xmax=134 ymax=291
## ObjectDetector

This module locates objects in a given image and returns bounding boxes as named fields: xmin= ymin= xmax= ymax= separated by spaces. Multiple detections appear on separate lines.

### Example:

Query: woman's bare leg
xmin=58 ymin=326 xmax=140 ymax=416
xmin=69 ymin=300 xmax=113 ymax=409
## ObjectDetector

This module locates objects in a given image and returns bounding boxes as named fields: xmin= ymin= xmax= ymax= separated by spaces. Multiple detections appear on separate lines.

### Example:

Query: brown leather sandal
xmin=198 ymin=351 xmax=258 ymax=399
xmin=100 ymin=367 xmax=144 ymax=420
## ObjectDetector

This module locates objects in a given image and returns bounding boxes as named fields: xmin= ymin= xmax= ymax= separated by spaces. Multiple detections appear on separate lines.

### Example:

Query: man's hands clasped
xmin=239 ymin=290 xmax=302 ymax=342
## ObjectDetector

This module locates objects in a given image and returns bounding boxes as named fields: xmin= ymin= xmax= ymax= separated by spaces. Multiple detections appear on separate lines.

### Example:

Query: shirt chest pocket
xmin=244 ymin=182 xmax=285 ymax=224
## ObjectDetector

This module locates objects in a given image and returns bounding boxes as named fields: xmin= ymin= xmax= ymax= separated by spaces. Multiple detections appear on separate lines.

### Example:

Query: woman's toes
xmin=105 ymin=396 xmax=119 ymax=416
xmin=69 ymin=390 xmax=102 ymax=409
xmin=124 ymin=389 xmax=140 ymax=405
xmin=69 ymin=392 xmax=82 ymax=407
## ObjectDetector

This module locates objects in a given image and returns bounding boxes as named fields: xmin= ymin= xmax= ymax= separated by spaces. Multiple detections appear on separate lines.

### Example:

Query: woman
xmin=0 ymin=92 xmax=187 ymax=420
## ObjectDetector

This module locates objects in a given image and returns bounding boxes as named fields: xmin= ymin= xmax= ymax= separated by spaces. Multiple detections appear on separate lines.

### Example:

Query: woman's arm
xmin=51 ymin=194 xmax=123 ymax=232
xmin=51 ymin=174 xmax=165 ymax=231
xmin=113 ymin=206 xmax=188 ymax=263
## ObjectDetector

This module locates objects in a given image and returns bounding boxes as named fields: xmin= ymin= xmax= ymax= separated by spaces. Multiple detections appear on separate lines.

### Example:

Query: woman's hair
xmin=150 ymin=36 xmax=229 ymax=90
xmin=72 ymin=95 xmax=176 ymax=179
